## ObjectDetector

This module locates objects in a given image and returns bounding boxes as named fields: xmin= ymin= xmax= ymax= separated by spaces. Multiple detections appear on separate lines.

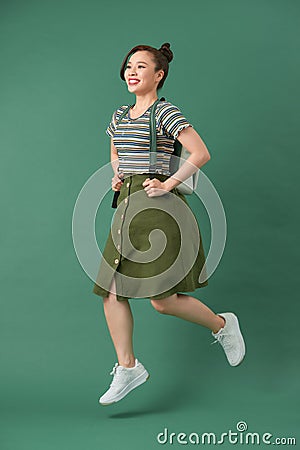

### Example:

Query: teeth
xmin=129 ymin=80 xmax=139 ymax=84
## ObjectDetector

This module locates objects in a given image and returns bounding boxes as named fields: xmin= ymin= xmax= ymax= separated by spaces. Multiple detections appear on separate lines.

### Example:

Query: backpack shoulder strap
xmin=149 ymin=97 xmax=166 ymax=152
xmin=151 ymin=97 xmax=184 ymax=152
xmin=149 ymin=99 xmax=162 ymax=152
xmin=148 ymin=98 xmax=164 ymax=172
xmin=114 ymin=105 xmax=132 ymax=129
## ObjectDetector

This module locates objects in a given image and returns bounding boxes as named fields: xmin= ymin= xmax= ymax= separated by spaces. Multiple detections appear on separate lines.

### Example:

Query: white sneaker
xmin=99 ymin=358 xmax=150 ymax=405
xmin=211 ymin=312 xmax=246 ymax=366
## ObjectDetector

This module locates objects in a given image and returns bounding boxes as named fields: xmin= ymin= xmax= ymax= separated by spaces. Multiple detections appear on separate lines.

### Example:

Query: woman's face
xmin=124 ymin=50 xmax=164 ymax=95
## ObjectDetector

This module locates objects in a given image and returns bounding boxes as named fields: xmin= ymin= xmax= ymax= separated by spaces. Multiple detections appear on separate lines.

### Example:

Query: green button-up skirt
xmin=92 ymin=173 xmax=208 ymax=301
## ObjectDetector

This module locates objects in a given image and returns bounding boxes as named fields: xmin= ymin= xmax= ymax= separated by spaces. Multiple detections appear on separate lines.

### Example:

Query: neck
xmin=132 ymin=91 xmax=159 ymax=110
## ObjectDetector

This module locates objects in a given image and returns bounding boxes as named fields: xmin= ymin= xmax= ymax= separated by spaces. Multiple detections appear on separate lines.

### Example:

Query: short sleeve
xmin=105 ymin=110 xmax=117 ymax=137
xmin=157 ymin=103 xmax=193 ymax=139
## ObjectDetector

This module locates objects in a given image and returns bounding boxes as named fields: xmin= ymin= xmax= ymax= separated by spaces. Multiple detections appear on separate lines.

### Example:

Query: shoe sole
xmin=99 ymin=370 xmax=150 ymax=405
xmin=229 ymin=313 xmax=246 ymax=366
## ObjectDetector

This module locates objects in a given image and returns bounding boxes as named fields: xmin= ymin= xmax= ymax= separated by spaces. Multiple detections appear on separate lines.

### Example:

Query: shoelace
xmin=211 ymin=332 xmax=233 ymax=351
xmin=110 ymin=362 xmax=119 ymax=376
xmin=109 ymin=362 xmax=120 ymax=387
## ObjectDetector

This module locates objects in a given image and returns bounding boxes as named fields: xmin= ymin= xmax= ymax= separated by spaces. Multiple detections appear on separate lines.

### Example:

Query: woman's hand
xmin=112 ymin=173 xmax=124 ymax=191
xmin=142 ymin=178 xmax=170 ymax=197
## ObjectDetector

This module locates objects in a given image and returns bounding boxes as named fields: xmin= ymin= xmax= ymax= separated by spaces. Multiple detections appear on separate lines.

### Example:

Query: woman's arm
xmin=163 ymin=126 xmax=211 ymax=192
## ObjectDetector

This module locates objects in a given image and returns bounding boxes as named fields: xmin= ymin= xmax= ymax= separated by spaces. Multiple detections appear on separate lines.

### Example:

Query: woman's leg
xmin=150 ymin=294 xmax=225 ymax=333
xmin=103 ymin=276 xmax=135 ymax=367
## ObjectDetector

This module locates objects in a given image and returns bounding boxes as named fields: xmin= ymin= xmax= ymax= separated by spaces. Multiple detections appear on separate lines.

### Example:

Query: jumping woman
xmin=92 ymin=43 xmax=246 ymax=405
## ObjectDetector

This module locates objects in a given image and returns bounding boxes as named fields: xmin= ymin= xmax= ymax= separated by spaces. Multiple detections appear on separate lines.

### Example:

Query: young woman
xmin=93 ymin=43 xmax=246 ymax=405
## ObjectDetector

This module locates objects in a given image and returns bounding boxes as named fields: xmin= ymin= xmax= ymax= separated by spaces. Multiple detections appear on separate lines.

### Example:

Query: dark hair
xmin=120 ymin=43 xmax=173 ymax=90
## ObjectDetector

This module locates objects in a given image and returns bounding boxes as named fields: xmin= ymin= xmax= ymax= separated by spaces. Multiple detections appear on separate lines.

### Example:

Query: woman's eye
xmin=125 ymin=65 xmax=145 ymax=69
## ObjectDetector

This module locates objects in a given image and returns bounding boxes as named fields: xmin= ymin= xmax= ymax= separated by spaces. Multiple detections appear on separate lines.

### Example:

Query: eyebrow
xmin=126 ymin=61 xmax=148 ymax=65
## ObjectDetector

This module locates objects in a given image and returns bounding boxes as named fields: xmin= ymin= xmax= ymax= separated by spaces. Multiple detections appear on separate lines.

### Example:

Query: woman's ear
xmin=156 ymin=69 xmax=164 ymax=80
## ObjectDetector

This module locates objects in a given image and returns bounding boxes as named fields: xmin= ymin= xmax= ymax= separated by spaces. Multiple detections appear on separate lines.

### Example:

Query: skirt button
xmin=114 ymin=258 xmax=119 ymax=264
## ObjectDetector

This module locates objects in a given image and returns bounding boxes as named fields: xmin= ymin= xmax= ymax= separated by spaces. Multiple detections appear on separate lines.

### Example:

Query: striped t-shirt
xmin=106 ymin=100 xmax=193 ymax=175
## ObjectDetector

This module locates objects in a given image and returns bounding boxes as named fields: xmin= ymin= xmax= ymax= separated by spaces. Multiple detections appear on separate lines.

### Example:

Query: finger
xmin=144 ymin=181 xmax=156 ymax=190
xmin=146 ymin=187 xmax=153 ymax=195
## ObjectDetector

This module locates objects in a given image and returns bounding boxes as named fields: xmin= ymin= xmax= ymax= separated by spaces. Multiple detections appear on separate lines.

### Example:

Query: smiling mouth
xmin=128 ymin=79 xmax=140 ymax=85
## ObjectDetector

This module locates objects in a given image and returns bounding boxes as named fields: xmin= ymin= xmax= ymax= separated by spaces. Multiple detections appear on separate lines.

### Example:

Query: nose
xmin=129 ymin=66 xmax=137 ymax=76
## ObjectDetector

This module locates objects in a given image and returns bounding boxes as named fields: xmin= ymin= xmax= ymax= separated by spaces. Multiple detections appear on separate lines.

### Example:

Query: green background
xmin=1 ymin=0 xmax=299 ymax=448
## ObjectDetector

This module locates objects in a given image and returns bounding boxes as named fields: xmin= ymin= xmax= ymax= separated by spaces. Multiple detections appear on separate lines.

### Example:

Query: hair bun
xmin=158 ymin=42 xmax=173 ymax=63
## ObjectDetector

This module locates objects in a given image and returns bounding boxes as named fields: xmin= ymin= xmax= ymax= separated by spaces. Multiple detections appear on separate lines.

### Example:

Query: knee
xmin=150 ymin=299 xmax=168 ymax=314
xmin=150 ymin=299 xmax=172 ymax=314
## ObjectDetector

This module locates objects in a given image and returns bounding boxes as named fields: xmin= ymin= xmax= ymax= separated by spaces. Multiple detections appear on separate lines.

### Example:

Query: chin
xmin=128 ymin=86 xmax=140 ymax=93
xmin=127 ymin=83 xmax=144 ymax=94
